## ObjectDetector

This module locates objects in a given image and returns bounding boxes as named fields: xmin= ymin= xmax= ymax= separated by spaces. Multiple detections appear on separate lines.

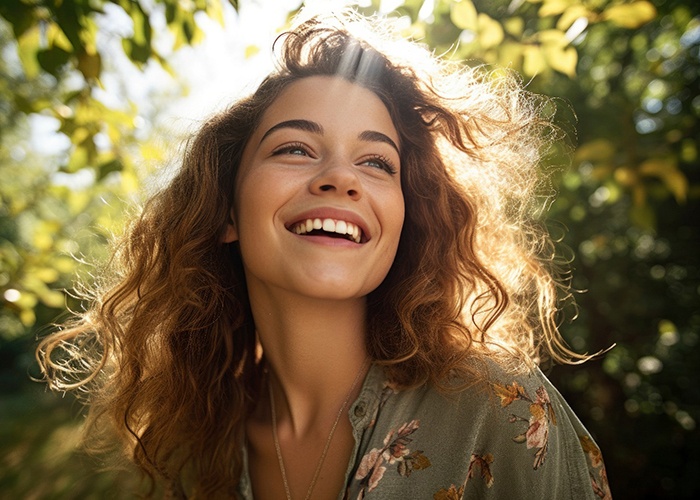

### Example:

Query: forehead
xmin=252 ymin=76 xmax=399 ymax=143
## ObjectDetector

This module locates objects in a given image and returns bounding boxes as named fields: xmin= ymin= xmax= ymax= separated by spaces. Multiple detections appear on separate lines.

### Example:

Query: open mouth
xmin=288 ymin=218 xmax=364 ymax=244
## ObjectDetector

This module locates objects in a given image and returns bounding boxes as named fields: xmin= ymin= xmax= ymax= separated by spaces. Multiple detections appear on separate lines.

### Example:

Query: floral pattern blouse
xmin=238 ymin=361 xmax=611 ymax=499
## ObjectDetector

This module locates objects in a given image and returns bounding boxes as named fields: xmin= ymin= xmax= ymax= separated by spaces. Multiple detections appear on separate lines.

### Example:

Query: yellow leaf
xmin=17 ymin=25 xmax=41 ymax=79
xmin=245 ymin=45 xmax=260 ymax=59
xmin=498 ymin=41 xmax=523 ymax=70
xmin=639 ymin=158 xmax=688 ymax=203
xmin=523 ymin=45 xmax=547 ymax=76
xmin=575 ymin=139 xmax=616 ymax=162
xmin=602 ymin=1 xmax=657 ymax=29
xmin=47 ymin=23 xmax=73 ymax=52
xmin=503 ymin=17 xmax=524 ymax=37
xmin=66 ymin=145 xmax=89 ymax=172
xmin=41 ymin=289 xmax=66 ymax=308
xmin=543 ymin=45 xmax=578 ymax=77
xmin=614 ymin=166 xmax=638 ymax=186
xmin=20 ymin=309 xmax=36 ymax=327
xmin=206 ymin=0 xmax=225 ymax=26
xmin=35 ymin=267 xmax=60 ymax=283
xmin=451 ymin=0 xmax=478 ymax=31
xmin=477 ymin=14 xmax=504 ymax=49
xmin=539 ymin=0 xmax=573 ymax=17
xmin=33 ymin=232 xmax=54 ymax=251
xmin=538 ymin=29 xmax=568 ymax=47
xmin=557 ymin=5 xmax=591 ymax=31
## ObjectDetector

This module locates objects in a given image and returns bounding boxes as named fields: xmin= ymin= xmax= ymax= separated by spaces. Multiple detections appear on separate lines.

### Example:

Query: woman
xmin=38 ymin=11 xmax=611 ymax=500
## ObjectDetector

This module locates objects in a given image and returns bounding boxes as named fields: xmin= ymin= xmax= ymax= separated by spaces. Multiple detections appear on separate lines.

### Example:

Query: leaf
xmin=34 ymin=267 xmax=60 ymax=284
xmin=122 ymin=38 xmax=151 ymax=65
xmin=497 ymin=41 xmax=523 ymax=70
xmin=451 ymin=0 xmax=478 ymax=31
xmin=245 ymin=45 xmax=260 ymax=59
xmin=556 ymin=5 xmax=591 ymax=31
xmin=543 ymin=44 xmax=578 ymax=77
xmin=639 ymin=158 xmax=688 ymax=203
xmin=409 ymin=450 xmax=431 ymax=471
xmin=97 ymin=158 xmax=123 ymax=179
xmin=17 ymin=24 xmax=41 ymax=78
xmin=433 ymin=485 xmax=464 ymax=500
xmin=40 ymin=289 xmax=66 ymax=309
xmin=493 ymin=381 xmax=525 ymax=407
xmin=78 ymin=51 xmax=102 ymax=80
xmin=37 ymin=46 xmax=73 ymax=76
xmin=503 ymin=17 xmax=524 ymax=37
xmin=207 ymin=0 xmax=226 ymax=26
xmin=523 ymin=45 xmax=547 ymax=76
xmin=477 ymin=14 xmax=504 ymax=49
xmin=575 ymin=139 xmax=616 ymax=162
xmin=512 ymin=432 xmax=528 ymax=443
xmin=629 ymin=203 xmax=656 ymax=229
xmin=602 ymin=1 xmax=657 ymax=29
xmin=539 ymin=0 xmax=573 ymax=17
xmin=65 ymin=144 xmax=89 ymax=172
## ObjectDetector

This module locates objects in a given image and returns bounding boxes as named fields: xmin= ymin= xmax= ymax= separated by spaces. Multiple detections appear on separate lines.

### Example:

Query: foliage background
xmin=1 ymin=0 xmax=698 ymax=497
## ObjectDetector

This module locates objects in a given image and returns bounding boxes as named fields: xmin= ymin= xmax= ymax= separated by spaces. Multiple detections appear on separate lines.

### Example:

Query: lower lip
xmin=291 ymin=233 xmax=363 ymax=247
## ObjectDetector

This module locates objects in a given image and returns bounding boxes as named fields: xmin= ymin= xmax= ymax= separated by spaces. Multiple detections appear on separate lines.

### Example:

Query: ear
xmin=222 ymin=208 xmax=238 ymax=243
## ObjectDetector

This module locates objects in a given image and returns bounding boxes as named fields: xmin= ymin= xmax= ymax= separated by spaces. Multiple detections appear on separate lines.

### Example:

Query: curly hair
xmin=37 ymin=11 xmax=592 ymax=498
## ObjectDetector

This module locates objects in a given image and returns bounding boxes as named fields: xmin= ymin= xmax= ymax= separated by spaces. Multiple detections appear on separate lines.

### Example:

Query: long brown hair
xmin=37 ymin=11 xmax=590 ymax=497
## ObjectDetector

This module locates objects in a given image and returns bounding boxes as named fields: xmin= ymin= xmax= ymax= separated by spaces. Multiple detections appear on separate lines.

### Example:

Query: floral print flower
xmin=494 ymin=381 xmax=557 ymax=469
xmin=354 ymin=419 xmax=431 ymax=498
xmin=467 ymin=453 xmax=494 ymax=488
xmin=580 ymin=435 xmax=612 ymax=499
xmin=433 ymin=484 xmax=464 ymax=500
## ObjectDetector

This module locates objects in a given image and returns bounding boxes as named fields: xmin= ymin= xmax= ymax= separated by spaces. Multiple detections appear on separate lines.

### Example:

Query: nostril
xmin=319 ymin=184 xmax=334 ymax=192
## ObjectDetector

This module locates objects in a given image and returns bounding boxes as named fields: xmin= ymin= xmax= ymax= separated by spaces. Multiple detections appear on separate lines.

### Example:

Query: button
xmin=353 ymin=402 xmax=366 ymax=418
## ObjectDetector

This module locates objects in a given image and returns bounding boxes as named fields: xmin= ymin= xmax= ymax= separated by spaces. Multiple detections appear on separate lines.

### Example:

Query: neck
xmin=248 ymin=283 xmax=370 ymax=437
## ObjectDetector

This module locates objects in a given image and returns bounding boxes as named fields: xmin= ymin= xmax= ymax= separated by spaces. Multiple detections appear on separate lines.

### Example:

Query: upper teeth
xmin=291 ymin=218 xmax=362 ymax=243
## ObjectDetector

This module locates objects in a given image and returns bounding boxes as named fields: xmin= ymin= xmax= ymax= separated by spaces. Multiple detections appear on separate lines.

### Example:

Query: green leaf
xmin=97 ymin=158 xmax=124 ymax=181
xmin=16 ymin=25 xmax=41 ymax=78
xmin=37 ymin=46 xmax=72 ymax=76
xmin=77 ymin=50 xmax=102 ymax=80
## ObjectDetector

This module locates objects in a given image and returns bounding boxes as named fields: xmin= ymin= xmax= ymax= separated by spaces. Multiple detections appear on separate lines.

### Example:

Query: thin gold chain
xmin=269 ymin=358 xmax=369 ymax=500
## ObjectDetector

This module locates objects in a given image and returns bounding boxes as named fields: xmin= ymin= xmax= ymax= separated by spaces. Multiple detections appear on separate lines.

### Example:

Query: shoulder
xmin=347 ymin=360 xmax=611 ymax=499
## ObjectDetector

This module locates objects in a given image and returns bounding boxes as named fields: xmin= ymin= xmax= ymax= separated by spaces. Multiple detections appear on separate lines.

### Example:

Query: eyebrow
xmin=259 ymin=119 xmax=323 ymax=144
xmin=358 ymin=130 xmax=400 ymax=155
xmin=259 ymin=118 xmax=400 ymax=155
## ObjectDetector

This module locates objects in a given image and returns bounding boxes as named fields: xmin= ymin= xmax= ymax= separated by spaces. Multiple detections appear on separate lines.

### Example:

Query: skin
xmin=225 ymin=76 xmax=405 ymax=499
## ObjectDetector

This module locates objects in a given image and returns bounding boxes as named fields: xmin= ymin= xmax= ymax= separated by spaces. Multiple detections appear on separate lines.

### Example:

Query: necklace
xmin=269 ymin=358 xmax=370 ymax=500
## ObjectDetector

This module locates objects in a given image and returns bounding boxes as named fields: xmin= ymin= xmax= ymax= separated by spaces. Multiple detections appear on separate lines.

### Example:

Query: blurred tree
xmin=369 ymin=0 xmax=698 ymax=497
xmin=0 ymin=1 xmax=239 ymax=349
xmin=1 ymin=0 xmax=697 ymax=498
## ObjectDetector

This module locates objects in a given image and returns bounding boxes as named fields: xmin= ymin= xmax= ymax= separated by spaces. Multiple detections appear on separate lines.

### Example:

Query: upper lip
xmin=285 ymin=207 xmax=372 ymax=242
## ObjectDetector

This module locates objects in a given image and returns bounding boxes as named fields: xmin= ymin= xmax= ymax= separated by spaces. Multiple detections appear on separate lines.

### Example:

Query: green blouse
xmin=238 ymin=361 xmax=611 ymax=499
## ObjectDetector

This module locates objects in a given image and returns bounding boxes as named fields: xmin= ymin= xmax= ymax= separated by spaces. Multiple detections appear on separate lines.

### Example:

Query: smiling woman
xmin=36 ymin=10 xmax=611 ymax=500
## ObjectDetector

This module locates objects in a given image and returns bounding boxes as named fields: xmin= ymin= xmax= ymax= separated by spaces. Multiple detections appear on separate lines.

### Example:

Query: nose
xmin=309 ymin=161 xmax=362 ymax=200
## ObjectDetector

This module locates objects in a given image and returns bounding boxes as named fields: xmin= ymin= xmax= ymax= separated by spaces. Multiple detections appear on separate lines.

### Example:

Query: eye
xmin=272 ymin=142 xmax=311 ymax=157
xmin=361 ymin=155 xmax=398 ymax=175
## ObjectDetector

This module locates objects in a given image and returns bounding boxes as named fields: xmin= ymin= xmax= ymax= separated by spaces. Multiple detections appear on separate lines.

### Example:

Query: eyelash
xmin=272 ymin=142 xmax=310 ymax=157
xmin=271 ymin=143 xmax=398 ymax=175
xmin=362 ymin=155 xmax=398 ymax=175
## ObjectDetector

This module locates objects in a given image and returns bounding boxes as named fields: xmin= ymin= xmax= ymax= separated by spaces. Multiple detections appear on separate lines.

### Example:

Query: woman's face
xmin=227 ymin=76 xmax=405 ymax=302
